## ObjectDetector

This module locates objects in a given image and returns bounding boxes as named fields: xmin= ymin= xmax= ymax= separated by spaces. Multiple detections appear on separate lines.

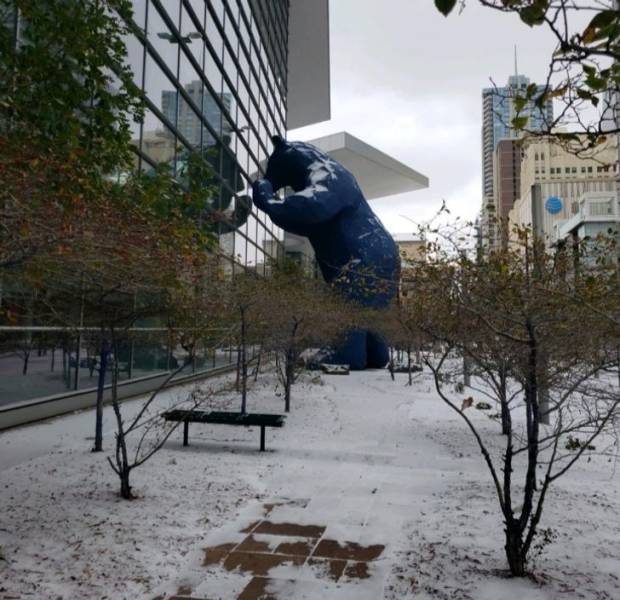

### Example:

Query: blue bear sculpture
xmin=252 ymin=136 xmax=400 ymax=370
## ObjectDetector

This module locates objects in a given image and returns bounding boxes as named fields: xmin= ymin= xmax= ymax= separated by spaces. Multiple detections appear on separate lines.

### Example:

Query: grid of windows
xmin=126 ymin=0 xmax=288 ymax=275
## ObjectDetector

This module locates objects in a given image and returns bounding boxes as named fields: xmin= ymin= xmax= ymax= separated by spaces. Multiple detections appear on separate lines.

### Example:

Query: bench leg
xmin=183 ymin=420 xmax=189 ymax=447
xmin=260 ymin=426 xmax=265 ymax=452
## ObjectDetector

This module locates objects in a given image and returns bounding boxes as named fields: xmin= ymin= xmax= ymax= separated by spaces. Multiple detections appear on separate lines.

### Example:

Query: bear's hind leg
xmin=329 ymin=329 xmax=367 ymax=371
xmin=366 ymin=331 xmax=389 ymax=369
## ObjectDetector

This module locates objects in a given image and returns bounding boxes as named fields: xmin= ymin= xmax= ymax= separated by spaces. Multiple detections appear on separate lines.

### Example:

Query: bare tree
xmin=401 ymin=222 xmax=620 ymax=576
xmin=379 ymin=303 xmax=426 ymax=386
xmin=262 ymin=262 xmax=353 ymax=411
xmin=214 ymin=272 xmax=267 ymax=414
xmin=106 ymin=358 xmax=227 ymax=500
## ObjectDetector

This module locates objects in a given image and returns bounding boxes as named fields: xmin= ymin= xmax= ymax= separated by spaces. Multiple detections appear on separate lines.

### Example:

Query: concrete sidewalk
xmin=155 ymin=372 xmax=457 ymax=599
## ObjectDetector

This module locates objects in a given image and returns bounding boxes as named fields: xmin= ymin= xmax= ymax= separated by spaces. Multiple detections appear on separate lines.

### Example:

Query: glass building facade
xmin=0 ymin=0 xmax=294 ymax=410
xmin=125 ymin=0 xmax=287 ymax=271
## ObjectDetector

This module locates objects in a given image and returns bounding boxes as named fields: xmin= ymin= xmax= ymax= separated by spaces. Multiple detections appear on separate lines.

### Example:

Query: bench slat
xmin=163 ymin=410 xmax=284 ymax=427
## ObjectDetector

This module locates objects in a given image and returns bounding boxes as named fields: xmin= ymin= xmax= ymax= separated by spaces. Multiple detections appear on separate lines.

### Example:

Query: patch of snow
xmin=0 ymin=368 xmax=618 ymax=599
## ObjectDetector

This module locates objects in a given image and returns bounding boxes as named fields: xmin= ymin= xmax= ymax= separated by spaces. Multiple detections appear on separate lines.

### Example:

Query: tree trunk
xmin=240 ymin=308 xmax=247 ymax=414
xmin=111 ymin=345 xmax=134 ymax=500
xmin=285 ymin=348 xmax=294 ymax=413
xmin=284 ymin=372 xmax=292 ymax=413
xmin=538 ymin=351 xmax=550 ymax=425
xmin=235 ymin=343 xmax=241 ymax=392
xmin=505 ymin=522 xmax=526 ymax=576
xmin=523 ymin=318 xmax=541 ymax=500
xmin=22 ymin=350 xmax=30 ymax=375
xmin=114 ymin=411 xmax=133 ymax=500
xmin=253 ymin=345 xmax=263 ymax=382
xmin=407 ymin=345 xmax=413 ymax=386
xmin=119 ymin=468 xmax=132 ymax=500
xmin=93 ymin=338 xmax=108 ymax=452
xmin=500 ymin=364 xmax=510 ymax=435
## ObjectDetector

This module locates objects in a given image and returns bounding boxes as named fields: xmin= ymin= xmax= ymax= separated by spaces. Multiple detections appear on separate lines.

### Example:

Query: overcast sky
xmin=290 ymin=0 xmax=560 ymax=235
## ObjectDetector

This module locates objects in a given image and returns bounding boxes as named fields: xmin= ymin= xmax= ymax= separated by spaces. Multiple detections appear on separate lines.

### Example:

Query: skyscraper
xmin=482 ymin=75 xmax=553 ymax=199
xmin=480 ymin=74 xmax=553 ymax=247
xmin=493 ymin=138 xmax=521 ymax=247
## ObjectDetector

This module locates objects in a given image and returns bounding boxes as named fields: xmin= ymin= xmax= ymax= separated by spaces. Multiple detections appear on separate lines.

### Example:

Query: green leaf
xmin=583 ymin=64 xmax=597 ymax=76
xmin=511 ymin=116 xmax=528 ymax=130
xmin=519 ymin=6 xmax=545 ymax=27
xmin=584 ymin=73 xmax=608 ymax=92
xmin=586 ymin=10 xmax=619 ymax=32
xmin=513 ymin=95 xmax=527 ymax=112
xmin=576 ymin=88 xmax=600 ymax=107
xmin=435 ymin=0 xmax=458 ymax=17
xmin=576 ymin=88 xmax=594 ymax=101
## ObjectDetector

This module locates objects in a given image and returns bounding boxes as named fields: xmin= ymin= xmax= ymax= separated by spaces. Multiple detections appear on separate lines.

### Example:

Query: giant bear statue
xmin=252 ymin=136 xmax=400 ymax=370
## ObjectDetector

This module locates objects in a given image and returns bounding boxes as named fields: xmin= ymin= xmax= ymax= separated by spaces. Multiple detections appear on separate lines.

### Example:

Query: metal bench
xmin=163 ymin=410 xmax=285 ymax=451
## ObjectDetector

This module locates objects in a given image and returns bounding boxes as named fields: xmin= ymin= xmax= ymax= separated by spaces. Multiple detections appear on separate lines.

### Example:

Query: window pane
xmin=146 ymin=4 xmax=179 ymax=80
xmin=140 ymin=107 xmax=176 ymax=166
xmin=180 ymin=4 xmax=204 ymax=66
xmin=157 ymin=1 xmax=181 ymax=27
xmin=144 ymin=52 xmax=177 ymax=127
xmin=178 ymin=50 xmax=204 ymax=148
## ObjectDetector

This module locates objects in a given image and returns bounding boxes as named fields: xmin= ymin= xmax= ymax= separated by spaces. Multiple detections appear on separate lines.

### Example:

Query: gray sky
xmin=290 ymin=0 xmax=559 ymax=235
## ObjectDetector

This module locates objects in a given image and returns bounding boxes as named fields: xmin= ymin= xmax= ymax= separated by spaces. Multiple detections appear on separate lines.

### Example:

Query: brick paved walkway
xmin=163 ymin=498 xmax=389 ymax=599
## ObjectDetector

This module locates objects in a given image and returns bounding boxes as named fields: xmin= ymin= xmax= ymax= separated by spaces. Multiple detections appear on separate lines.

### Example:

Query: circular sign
xmin=545 ymin=196 xmax=563 ymax=214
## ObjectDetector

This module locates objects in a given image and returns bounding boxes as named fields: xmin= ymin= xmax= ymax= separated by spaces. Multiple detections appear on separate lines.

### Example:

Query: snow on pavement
xmin=0 ymin=368 xmax=618 ymax=599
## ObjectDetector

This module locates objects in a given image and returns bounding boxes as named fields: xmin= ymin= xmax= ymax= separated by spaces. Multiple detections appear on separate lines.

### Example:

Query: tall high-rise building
xmin=493 ymin=139 xmax=521 ymax=247
xmin=480 ymin=74 xmax=553 ymax=248
xmin=482 ymin=75 xmax=553 ymax=199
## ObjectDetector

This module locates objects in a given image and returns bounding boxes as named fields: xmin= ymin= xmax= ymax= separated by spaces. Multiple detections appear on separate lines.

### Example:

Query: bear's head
xmin=265 ymin=135 xmax=333 ymax=192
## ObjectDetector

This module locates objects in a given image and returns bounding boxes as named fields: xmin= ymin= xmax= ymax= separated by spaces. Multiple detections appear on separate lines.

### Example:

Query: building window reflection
xmin=0 ymin=0 xmax=288 ymax=407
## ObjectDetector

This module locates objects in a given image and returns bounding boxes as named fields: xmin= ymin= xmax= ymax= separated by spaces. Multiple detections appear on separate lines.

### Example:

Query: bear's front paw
xmin=252 ymin=179 xmax=274 ymax=208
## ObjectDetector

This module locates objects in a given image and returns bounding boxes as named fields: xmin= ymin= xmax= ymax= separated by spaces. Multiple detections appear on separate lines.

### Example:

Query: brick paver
xmin=183 ymin=498 xmax=388 ymax=599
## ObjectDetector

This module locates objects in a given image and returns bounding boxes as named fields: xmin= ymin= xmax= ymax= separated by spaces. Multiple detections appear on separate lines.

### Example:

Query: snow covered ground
xmin=0 ymin=367 xmax=618 ymax=599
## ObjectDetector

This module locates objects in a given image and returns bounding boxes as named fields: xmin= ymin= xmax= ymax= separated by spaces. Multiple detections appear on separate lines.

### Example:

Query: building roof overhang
xmin=307 ymin=132 xmax=429 ymax=200
xmin=286 ymin=0 xmax=331 ymax=129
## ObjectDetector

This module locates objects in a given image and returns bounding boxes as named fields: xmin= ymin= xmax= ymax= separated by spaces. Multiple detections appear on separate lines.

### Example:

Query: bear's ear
xmin=271 ymin=135 xmax=286 ymax=148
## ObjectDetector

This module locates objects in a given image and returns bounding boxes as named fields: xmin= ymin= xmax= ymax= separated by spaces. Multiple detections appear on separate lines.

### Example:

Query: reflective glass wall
xmin=0 ymin=0 xmax=289 ymax=407
xmin=127 ymin=0 xmax=286 ymax=273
